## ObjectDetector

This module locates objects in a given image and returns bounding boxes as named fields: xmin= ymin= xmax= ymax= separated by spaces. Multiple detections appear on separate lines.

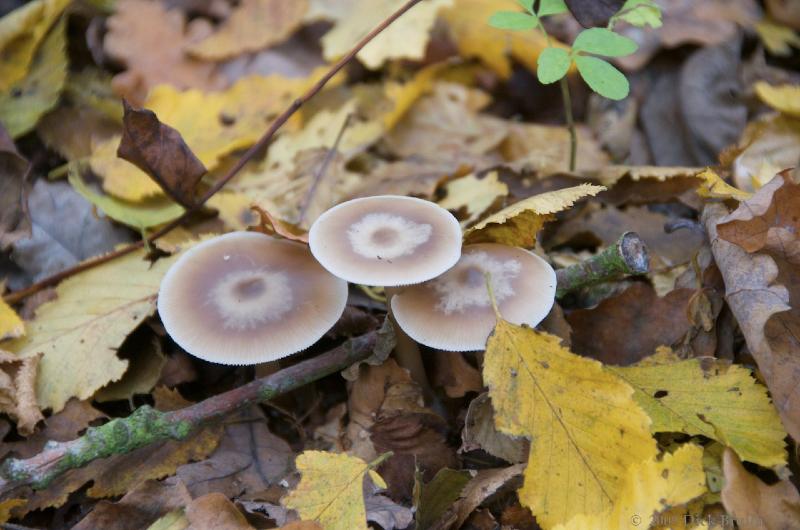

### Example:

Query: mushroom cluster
xmin=157 ymin=194 xmax=557 ymax=366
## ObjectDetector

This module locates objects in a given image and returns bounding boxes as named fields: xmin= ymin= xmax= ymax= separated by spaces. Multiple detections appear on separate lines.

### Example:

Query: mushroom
xmin=157 ymin=232 xmax=348 ymax=365
xmin=391 ymin=243 xmax=556 ymax=351
xmin=308 ymin=195 xmax=462 ymax=287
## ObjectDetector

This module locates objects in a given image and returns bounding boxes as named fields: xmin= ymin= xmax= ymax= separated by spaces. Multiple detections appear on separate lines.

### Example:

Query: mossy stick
xmin=555 ymin=232 xmax=649 ymax=298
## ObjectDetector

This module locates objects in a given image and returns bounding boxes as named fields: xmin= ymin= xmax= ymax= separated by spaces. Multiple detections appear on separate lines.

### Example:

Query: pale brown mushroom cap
xmin=308 ymin=195 xmax=462 ymax=286
xmin=157 ymin=232 xmax=348 ymax=365
xmin=391 ymin=243 xmax=556 ymax=351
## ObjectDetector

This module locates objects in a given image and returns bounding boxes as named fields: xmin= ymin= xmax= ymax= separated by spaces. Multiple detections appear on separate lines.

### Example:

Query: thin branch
xmin=2 ymin=0 xmax=426 ymax=306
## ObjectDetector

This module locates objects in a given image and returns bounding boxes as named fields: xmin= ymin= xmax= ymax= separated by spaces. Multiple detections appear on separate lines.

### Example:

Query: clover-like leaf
xmin=537 ymin=0 xmax=568 ymax=17
xmin=615 ymin=0 xmax=663 ymax=28
xmin=573 ymin=27 xmax=638 ymax=56
xmin=575 ymin=55 xmax=630 ymax=100
xmin=516 ymin=0 xmax=535 ymax=14
xmin=537 ymin=47 xmax=571 ymax=84
xmin=488 ymin=11 xmax=538 ymax=31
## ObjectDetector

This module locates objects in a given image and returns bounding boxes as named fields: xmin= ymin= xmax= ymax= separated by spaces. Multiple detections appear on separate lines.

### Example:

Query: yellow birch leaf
xmin=90 ymin=74 xmax=312 ymax=201
xmin=321 ymin=0 xmax=453 ymax=69
xmin=438 ymin=171 xmax=508 ymax=227
xmin=441 ymin=0 xmax=561 ymax=78
xmin=187 ymin=0 xmax=308 ymax=61
xmin=556 ymin=444 xmax=707 ymax=530
xmin=0 ymin=0 xmax=70 ymax=91
xmin=610 ymin=351 xmax=787 ymax=468
xmin=0 ymin=299 xmax=24 ymax=341
xmin=4 ymin=250 xmax=177 ymax=412
xmin=464 ymin=184 xmax=605 ymax=247
xmin=284 ymin=451 xmax=387 ymax=530
xmin=483 ymin=324 xmax=657 ymax=528
xmin=68 ymin=169 xmax=185 ymax=230
xmin=695 ymin=169 xmax=753 ymax=201
xmin=754 ymin=81 xmax=800 ymax=119
xmin=0 ymin=17 xmax=67 ymax=138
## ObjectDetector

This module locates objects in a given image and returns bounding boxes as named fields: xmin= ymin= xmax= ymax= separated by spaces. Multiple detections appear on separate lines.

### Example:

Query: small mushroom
xmin=308 ymin=195 xmax=462 ymax=286
xmin=157 ymin=232 xmax=348 ymax=365
xmin=391 ymin=243 xmax=557 ymax=351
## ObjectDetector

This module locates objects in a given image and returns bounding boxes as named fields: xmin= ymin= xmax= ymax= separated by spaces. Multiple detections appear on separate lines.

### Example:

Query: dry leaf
xmin=0 ymin=351 xmax=42 ymax=435
xmin=438 ymin=172 xmax=508 ymax=228
xmin=732 ymin=114 xmax=800 ymax=192
xmin=696 ymin=168 xmax=753 ymax=201
xmin=754 ymin=81 xmax=800 ymax=119
xmin=431 ymin=351 xmax=483 ymax=398
xmin=0 ymin=299 xmax=24 ymax=342
xmin=0 ymin=122 xmax=31 ymax=249
xmin=501 ymin=123 xmax=610 ymax=175
xmin=461 ymin=392 xmax=527 ymax=464
xmin=185 ymin=493 xmax=255 ymax=530
xmin=484 ymin=321 xmax=657 ymax=527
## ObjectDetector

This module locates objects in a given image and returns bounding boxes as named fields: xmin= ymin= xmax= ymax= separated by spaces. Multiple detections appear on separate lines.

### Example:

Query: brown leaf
xmin=567 ymin=283 xmax=694 ymax=365
xmin=177 ymin=405 xmax=293 ymax=498
xmin=721 ymin=448 xmax=800 ymax=529
xmin=72 ymin=478 xmax=191 ymax=530
xmin=431 ymin=352 xmax=482 ymax=399
xmin=706 ymin=173 xmax=800 ymax=440
xmin=565 ymin=0 xmax=625 ymax=27
xmin=118 ymin=100 xmax=207 ymax=208
xmin=0 ymin=125 xmax=31 ymax=249
xmin=186 ymin=493 xmax=256 ymax=530
xmin=250 ymin=205 xmax=309 ymax=244
xmin=0 ymin=351 xmax=43 ymax=436
xmin=461 ymin=393 xmax=527 ymax=464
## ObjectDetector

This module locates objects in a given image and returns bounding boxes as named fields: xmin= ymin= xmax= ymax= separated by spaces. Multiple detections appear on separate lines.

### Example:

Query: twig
xmin=559 ymin=77 xmax=577 ymax=173
xmin=2 ymin=0 xmax=425 ymax=306
xmin=555 ymin=232 xmax=649 ymax=298
xmin=0 ymin=331 xmax=380 ymax=493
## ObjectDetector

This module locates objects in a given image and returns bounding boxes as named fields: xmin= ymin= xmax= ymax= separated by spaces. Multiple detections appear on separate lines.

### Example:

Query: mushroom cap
xmin=157 ymin=232 xmax=348 ymax=365
xmin=391 ymin=243 xmax=556 ymax=351
xmin=308 ymin=195 xmax=462 ymax=286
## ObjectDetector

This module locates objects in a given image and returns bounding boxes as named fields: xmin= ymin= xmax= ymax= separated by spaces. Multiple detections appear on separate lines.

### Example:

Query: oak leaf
xmin=484 ymin=321 xmax=657 ymax=528
xmin=283 ymin=451 xmax=387 ymax=530
xmin=464 ymin=184 xmax=605 ymax=247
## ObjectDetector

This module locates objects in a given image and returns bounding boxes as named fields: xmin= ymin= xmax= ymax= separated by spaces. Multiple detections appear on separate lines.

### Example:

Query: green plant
xmin=489 ymin=0 xmax=663 ymax=171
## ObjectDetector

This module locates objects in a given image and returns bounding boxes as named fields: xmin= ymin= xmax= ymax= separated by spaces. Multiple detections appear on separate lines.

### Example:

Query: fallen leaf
xmin=567 ymin=283 xmax=694 ymax=365
xmin=501 ymin=123 xmax=610 ymax=175
xmin=0 ymin=351 xmax=42 ymax=435
xmin=364 ymin=491 xmax=414 ymax=530
xmin=610 ymin=350 xmax=787 ymax=468
xmin=709 ymin=174 xmax=800 ymax=440
xmin=95 ymin=336 xmax=166 ymax=402
xmin=756 ymin=18 xmax=800 ymax=56
xmin=188 ymin=0 xmax=308 ymax=61
xmin=0 ymin=17 xmax=66 ymax=138
xmin=431 ymin=351 xmax=483 ymax=398
xmin=732 ymin=114 xmax=800 ymax=192
xmin=721 ymin=448 xmax=800 ymax=530
xmin=4 ymin=249 xmax=177 ymax=412
xmin=103 ymin=0 xmax=225 ymax=104
xmin=414 ymin=468 xmax=472 ymax=530
xmin=438 ymin=172 xmax=508 ymax=228
xmin=441 ymin=0 xmax=555 ymax=77
xmin=185 ymin=493 xmax=255 ymax=530
xmin=283 ymin=450 xmax=387 ymax=530
xmin=556 ymin=444 xmax=707 ymax=530
xmin=250 ymin=205 xmax=309 ymax=244
xmin=0 ymin=125 xmax=30 ymax=250
xmin=321 ymin=0 xmax=453 ymax=69
xmin=754 ymin=81 xmax=800 ymax=119
xmin=484 ymin=322 xmax=657 ymax=527
xmin=464 ymin=184 xmax=605 ymax=247
xmin=145 ymin=509 xmax=189 ymax=530
xmin=461 ymin=392 xmax=527 ymax=464
xmin=0 ymin=299 xmax=24 ymax=341
xmin=695 ymin=168 xmax=753 ymax=201
xmin=117 ymin=100 xmax=207 ymax=208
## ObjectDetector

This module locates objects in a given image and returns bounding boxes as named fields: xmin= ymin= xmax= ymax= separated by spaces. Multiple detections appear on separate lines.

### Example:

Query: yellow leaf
xmin=695 ymin=168 xmax=753 ymax=201
xmin=483 ymin=324 xmax=657 ymax=528
xmin=441 ymin=0 xmax=561 ymax=78
xmin=0 ymin=298 xmax=24 ymax=341
xmin=464 ymin=184 xmax=605 ymax=247
xmin=321 ymin=0 xmax=453 ymax=69
xmin=754 ymin=81 xmax=800 ymax=119
xmin=378 ymin=62 xmax=447 ymax=130
xmin=207 ymin=191 xmax=259 ymax=231
xmin=90 ymin=74 xmax=312 ymax=201
xmin=556 ymin=444 xmax=707 ymax=530
xmin=0 ymin=0 xmax=69 ymax=91
xmin=146 ymin=509 xmax=189 ymax=530
xmin=755 ymin=19 xmax=800 ymax=57
xmin=284 ymin=451 xmax=387 ymax=530
xmin=4 ymin=250 xmax=177 ymax=412
xmin=68 ymin=169 xmax=185 ymax=231
xmin=0 ymin=499 xmax=26 ymax=524
xmin=0 ymin=17 xmax=67 ymax=138
xmin=610 ymin=350 xmax=787 ymax=469
xmin=438 ymin=171 xmax=508 ymax=227
xmin=187 ymin=0 xmax=308 ymax=61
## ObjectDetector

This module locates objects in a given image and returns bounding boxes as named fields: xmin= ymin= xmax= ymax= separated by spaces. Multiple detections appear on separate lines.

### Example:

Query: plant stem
xmin=384 ymin=287 xmax=434 ymax=402
xmin=0 ymin=331 xmax=381 ymax=493
xmin=555 ymin=232 xmax=649 ymax=298
xmin=559 ymin=76 xmax=577 ymax=172
xmin=2 ymin=0 xmax=426 ymax=307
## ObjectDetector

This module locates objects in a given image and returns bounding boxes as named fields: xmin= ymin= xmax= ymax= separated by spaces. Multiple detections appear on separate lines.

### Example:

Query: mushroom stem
xmin=555 ymin=232 xmax=650 ymax=298
xmin=0 ymin=331 xmax=383 ymax=493
xmin=385 ymin=287 xmax=434 ymax=401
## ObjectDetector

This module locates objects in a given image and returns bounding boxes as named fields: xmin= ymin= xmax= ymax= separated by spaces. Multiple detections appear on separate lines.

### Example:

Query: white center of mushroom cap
xmin=432 ymin=252 xmax=522 ymax=314
xmin=207 ymin=268 xmax=293 ymax=331
xmin=347 ymin=213 xmax=433 ymax=261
